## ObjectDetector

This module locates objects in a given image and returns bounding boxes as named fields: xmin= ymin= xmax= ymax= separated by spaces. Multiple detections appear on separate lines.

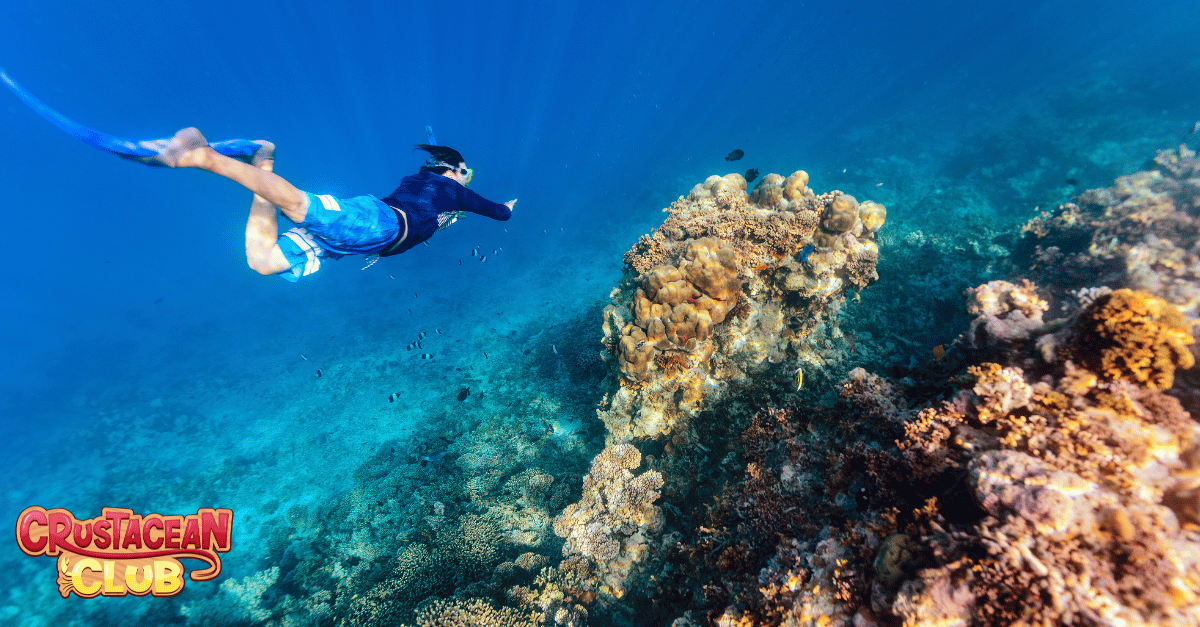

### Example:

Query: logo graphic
xmin=16 ymin=507 xmax=233 ymax=598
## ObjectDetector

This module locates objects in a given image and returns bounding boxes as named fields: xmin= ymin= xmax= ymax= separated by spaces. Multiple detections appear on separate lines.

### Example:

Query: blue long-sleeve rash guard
xmin=376 ymin=171 xmax=511 ymax=256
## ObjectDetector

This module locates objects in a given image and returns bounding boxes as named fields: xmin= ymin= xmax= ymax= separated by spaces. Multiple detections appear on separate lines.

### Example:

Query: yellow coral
xmin=750 ymin=173 xmax=785 ymax=208
xmin=618 ymin=238 xmax=741 ymax=379
xmin=1068 ymin=289 xmax=1195 ymax=389
xmin=822 ymin=193 xmax=858 ymax=233
xmin=783 ymin=170 xmax=810 ymax=201
xmin=858 ymin=200 xmax=886 ymax=232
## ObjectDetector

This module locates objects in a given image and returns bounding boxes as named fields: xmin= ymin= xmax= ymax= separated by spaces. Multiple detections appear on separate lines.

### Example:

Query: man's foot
xmin=250 ymin=140 xmax=275 ymax=171
xmin=152 ymin=127 xmax=210 ymax=168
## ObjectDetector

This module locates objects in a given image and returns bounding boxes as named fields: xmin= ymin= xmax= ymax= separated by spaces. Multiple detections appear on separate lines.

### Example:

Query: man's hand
xmin=505 ymin=199 xmax=517 ymax=211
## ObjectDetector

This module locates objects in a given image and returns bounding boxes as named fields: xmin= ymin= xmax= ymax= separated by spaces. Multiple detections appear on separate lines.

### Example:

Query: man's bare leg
xmin=161 ymin=128 xmax=310 ymax=223
xmin=242 ymin=148 xmax=294 ymax=275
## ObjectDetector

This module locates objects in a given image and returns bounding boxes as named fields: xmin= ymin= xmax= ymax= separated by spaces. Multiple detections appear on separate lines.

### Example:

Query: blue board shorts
xmin=276 ymin=192 xmax=400 ymax=282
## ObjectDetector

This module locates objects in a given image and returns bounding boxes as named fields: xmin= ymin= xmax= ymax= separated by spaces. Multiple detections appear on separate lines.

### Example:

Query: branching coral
xmin=407 ymin=597 xmax=539 ymax=627
xmin=1065 ymin=288 xmax=1195 ymax=389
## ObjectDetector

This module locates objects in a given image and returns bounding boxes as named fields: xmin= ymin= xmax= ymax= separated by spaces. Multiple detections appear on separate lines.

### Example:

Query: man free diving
xmin=0 ymin=67 xmax=515 ymax=282
xmin=158 ymin=128 xmax=515 ymax=282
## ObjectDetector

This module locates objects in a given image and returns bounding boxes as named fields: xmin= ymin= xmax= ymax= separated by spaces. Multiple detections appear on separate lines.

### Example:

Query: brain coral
xmin=1066 ymin=288 xmax=1195 ymax=389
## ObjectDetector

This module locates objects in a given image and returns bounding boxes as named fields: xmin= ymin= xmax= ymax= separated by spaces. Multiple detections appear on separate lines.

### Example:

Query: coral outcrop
xmin=548 ymin=167 xmax=887 ymax=612
xmin=1019 ymin=144 xmax=1200 ymax=318
xmin=1065 ymin=288 xmax=1195 ymax=389
xmin=601 ymin=170 xmax=884 ymax=442
xmin=552 ymin=444 xmax=664 ymax=599
xmin=966 ymin=279 xmax=1051 ymax=349
xmin=635 ymin=148 xmax=1200 ymax=627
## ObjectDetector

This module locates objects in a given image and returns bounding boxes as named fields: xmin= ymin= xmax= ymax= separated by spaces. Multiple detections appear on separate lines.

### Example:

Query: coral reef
xmin=628 ymin=149 xmax=1200 ymax=627
xmin=216 ymin=340 xmax=598 ymax=627
xmin=1064 ymin=288 xmax=1195 ymax=389
xmin=181 ymin=566 xmax=281 ymax=625
xmin=552 ymin=444 xmax=664 ymax=600
xmin=1018 ymin=145 xmax=1200 ymax=317
xmin=965 ymin=279 xmax=1052 ymax=349
xmin=602 ymin=169 xmax=884 ymax=442
xmin=407 ymin=597 xmax=539 ymax=627
xmin=138 ymin=149 xmax=1200 ymax=627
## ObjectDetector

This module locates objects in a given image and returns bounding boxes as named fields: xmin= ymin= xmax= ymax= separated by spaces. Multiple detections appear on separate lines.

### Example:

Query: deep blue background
xmin=1 ymin=0 xmax=1198 ymax=433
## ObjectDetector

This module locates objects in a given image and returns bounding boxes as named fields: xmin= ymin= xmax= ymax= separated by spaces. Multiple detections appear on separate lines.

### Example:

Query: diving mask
xmin=430 ymin=160 xmax=473 ymax=186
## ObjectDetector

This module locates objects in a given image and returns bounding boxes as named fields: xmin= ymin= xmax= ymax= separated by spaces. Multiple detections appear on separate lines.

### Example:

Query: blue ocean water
xmin=1 ymin=0 xmax=1198 ymax=623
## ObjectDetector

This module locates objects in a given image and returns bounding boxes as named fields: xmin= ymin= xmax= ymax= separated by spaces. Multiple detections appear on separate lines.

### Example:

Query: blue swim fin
xmin=1 ymin=68 xmax=262 ymax=166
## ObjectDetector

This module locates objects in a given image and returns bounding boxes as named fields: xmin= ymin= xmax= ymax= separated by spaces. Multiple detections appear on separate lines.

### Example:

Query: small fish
xmin=406 ymin=344 xmax=413 ymax=351
xmin=459 ymin=259 xmax=463 ymax=265
xmin=552 ymin=343 xmax=559 ymax=355
xmin=745 ymin=167 xmax=759 ymax=183
xmin=389 ymin=274 xmax=395 ymax=279
xmin=316 ymin=369 xmax=323 ymax=378
xmin=414 ymin=292 xmax=418 ymax=298
xmin=300 ymin=354 xmax=308 ymax=361
xmin=560 ymin=227 xmax=564 ymax=232
xmin=408 ymin=308 xmax=413 ymax=313
xmin=457 ymin=387 xmax=470 ymax=402
xmin=725 ymin=149 xmax=744 ymax=162
xmin=543 ymin=229 xmax=547 ymax=233
xmin=419 ymin=332 xmax=426 ymax=339
xmin=484 ymin=351 xmax=489 ymax=359
xmin=498 ymin=247 xmax=503 ymax=251
xmin=421 ymin=353 xmax=434 ymax=359
xmin=471 ymin=247 xmax=478 ymax=256
xmin=797 ymin=244 xmax=815 ymax=263
xmin=1066 ymin=178 xmax=1079 ymax=186
xmin=436 ymin=329 xmax=443 ymax=334
xmin=388 ymin=393 xmax=400 ymax=402
xmin=481 ymin=256 xmax=487 ymax=262
xmin=493 ymin=250 xmax=497 ymax=254
xmin=420 ymin=451 xmax=449 ymax=467
xmin=423 ymin=241 xmax=429 ymax=246
xmin=504 ymin=228 xmax=508 ymax=232
xmin=1189 ymin=121 xmax=1200 ymax=136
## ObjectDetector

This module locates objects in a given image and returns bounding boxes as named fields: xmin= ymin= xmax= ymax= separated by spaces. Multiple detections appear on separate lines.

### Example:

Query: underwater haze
xmin=1 ymin=0 xmax=1199 ymax=625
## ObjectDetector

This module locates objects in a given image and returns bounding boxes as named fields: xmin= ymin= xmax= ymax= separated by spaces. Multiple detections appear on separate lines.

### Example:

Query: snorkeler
xmin=161 ymin=128 xmax=515 ymax=281
xmin=0 ymin=69 xmax=514 ymax=282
